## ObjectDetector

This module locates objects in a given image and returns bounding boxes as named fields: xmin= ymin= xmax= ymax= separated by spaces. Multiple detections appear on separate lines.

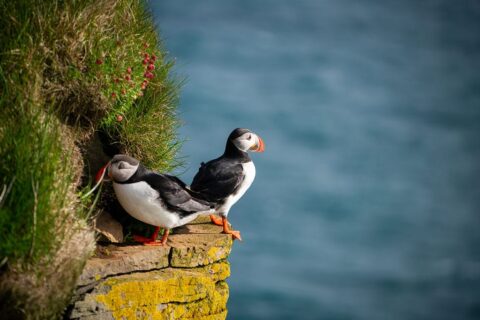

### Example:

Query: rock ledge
xmin=69 ymin=216 xmax=233 ymax=320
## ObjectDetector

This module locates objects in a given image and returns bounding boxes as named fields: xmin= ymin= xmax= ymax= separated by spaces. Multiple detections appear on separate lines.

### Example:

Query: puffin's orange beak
xmin=95 ymin=162 xmax=110 ymax=183
xmin=255 ymin=136 xmax=265 ymax=152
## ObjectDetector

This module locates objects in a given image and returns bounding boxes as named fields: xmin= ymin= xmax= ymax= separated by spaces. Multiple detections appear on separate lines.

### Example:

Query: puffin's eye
xmin=118 ymin=162 xmax=127 ymax=170
xmin=247 ymin=134 xmax=252 ymax=140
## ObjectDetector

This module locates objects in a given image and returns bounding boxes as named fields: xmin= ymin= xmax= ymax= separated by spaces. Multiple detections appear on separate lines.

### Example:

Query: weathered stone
xmin=71 ymin=262 xmax=229 ymax=319
xmin=71 ymin=218 xmax=233 ymax=319
xmin=187 ymin=215 xmax=212 ymax=224
xmin=169 ymin=233 xmax=232 ymax=267
xmin=168 ymin=222 xmax=233 ymax=268
xmin=77 ymin=244 xmax=169 ymax=287
xmin=158 ymin=281 xmax=229 ymax=320
xmin=197 ymin=311 xmax=229 ymax=320
xmin=187 ymin=215 xmax=231 ymax=227
xmin=191 ymin=260 xmax=231 ymax=283
xmin=69 ymin=313 xmax=114 ymax=320
xmin=94 ymin=211 xmax=123 ymax=243
xmin=174 ymin=216 xmax=234 ymax=234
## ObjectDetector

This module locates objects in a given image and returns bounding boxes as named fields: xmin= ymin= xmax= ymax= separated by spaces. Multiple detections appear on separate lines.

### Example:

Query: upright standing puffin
xmin=96 ymin=155 xmax=215 ymax=245
xmin=190 ymin=128 xmax=265 ymax=241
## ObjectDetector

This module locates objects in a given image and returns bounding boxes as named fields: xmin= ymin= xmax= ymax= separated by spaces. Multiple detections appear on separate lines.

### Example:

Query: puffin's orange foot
xmin=220 ymin=217 xmax=242 ymax=241
xmin=133 ymin=226 xmax=164 ymax=246
xmin=210 ymin=214 xmax=223 ymax=226
xmin=224 ymin=229 xmax=242 ymax=241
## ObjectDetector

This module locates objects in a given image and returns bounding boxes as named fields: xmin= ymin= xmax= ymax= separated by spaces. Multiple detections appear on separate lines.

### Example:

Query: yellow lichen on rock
xmin=156 ymin=281 xmax=229 ymax=319
xmin=192 ymin=260 xmax=231 ymax=283
xmin=161 ymin=281 xmax=229 ymax=319
xmin=89 ymin=262 xmax=230 ymax=320
xmin=70 ymin=218 xmax=233 ymax=320
xmin=95 ymin=270 xmax=212 ymax=318
xmin=169 ymin=234 xmax=233 ymax=267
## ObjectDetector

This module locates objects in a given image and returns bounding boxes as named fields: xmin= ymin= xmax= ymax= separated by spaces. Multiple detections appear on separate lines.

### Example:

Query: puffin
xmin=190 ymin=128 xmax=265 ymax=241
xmin=95 ymin=154 xmax=215 ymax=246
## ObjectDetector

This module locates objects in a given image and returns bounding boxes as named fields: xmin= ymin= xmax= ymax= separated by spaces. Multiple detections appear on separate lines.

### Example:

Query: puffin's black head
xmin=225 ymin=128 xmax=265 ymax=155
xmin=95 ymin=154 xmax=140 ymax=183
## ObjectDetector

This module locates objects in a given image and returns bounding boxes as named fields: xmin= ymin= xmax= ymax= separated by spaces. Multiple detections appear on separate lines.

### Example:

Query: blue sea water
xmin=149 ymin=1 xmax=480 ymax=319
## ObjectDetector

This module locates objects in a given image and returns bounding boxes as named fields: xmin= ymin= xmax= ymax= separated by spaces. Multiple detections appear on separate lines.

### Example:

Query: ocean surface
xmin=149 ymin=1 xmax=480 ymax=319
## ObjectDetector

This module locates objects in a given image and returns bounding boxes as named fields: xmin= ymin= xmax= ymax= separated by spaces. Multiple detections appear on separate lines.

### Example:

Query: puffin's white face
xmin=232 ymin=132 xmax=265 ymax=153
xmin=108 ymin=158 xmax=139 ymax=182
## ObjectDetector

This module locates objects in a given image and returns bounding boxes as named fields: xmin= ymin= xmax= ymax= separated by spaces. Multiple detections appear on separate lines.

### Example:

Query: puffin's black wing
xmin=144 ymin=173 xmax=212 ymax=216
xmin=190 ymin=159 xmax=244 ymax=201
xmin=164 ymin=174 xmax=188 ymax=189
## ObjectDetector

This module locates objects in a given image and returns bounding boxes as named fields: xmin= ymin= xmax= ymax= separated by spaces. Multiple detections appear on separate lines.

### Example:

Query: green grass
xmin=113 ymin=67 xmax=183 ymax=171
xmin=0 ymin=0 xmax=181 ymax=318
xmin=0 ymin=105 xmax=72 ymax=263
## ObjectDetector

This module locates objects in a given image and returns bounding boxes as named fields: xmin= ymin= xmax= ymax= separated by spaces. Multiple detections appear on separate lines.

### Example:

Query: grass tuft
xmin=0 ymin=105 xmax=71 ymax=262
xmin=0 ymin=0 xmax=181 ymax=318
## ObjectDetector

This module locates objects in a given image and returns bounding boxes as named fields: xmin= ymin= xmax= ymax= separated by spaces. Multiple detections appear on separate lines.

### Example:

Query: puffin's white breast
xmin=220 ymin=161 xmax=256 ymax=216
xmin=113 ymin=181 xmax=180 ymax=228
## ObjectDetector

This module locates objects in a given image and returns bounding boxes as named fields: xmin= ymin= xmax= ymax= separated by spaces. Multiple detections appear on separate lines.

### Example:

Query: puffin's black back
xmin=190 ymin=158 xmax=245 ymax=202
xmin=190 ymin=128 xmax=252 ymax=203
xmin=118 ymin=164 xmax=213 ymax=217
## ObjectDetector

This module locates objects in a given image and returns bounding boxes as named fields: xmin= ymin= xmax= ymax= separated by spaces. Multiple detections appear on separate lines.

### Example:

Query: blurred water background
xmin=149 ymin=1 xmax=480 ymax=319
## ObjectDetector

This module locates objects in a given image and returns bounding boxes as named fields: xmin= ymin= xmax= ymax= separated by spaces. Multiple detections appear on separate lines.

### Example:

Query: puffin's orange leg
xmin=210 ymin=214 xmax=223 ymax=226
xmin=144 ymin=228 xmax=170 ymax=246
xmin=222 ymin=217 xmax=242 ymax=241
xmin=158 ymin=229 xmax=169 ymax=245
xmin=134 ymin=226 xmax=167 ymax=246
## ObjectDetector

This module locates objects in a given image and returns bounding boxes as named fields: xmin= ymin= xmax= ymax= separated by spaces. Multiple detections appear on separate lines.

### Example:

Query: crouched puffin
xmin=190 ymin=128 xmax=265 ymax=241
xmin=96 ymin=155 xmax=215 ymax=245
